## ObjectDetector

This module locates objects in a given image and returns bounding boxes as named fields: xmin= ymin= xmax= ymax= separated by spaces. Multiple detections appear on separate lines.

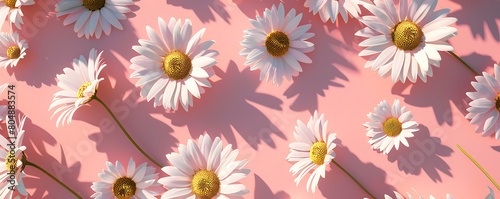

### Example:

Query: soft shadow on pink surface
xmin=165 ymin=61 xmax=286 ymax=150
xmin=450 ymin=0 xmax=500 ymax=41
xmin=318 ymin=147 xmax=396 ymax=199
xmin=254 ymin=174 xmax=290 ymax=199
xmin=387 ymin=125 xmax=453 ymax=182
xmin=233 ymin=0 xmax=281 ymax=18
xmin=20 ymin=116 xmax=92 ymax=198
xmin=391 ymin=52 xmax=493 ymax=125
xmin=492 ymin=146 xmax=500 ymax=153
xmin=166 ymin=0 xmax=231 ymax=24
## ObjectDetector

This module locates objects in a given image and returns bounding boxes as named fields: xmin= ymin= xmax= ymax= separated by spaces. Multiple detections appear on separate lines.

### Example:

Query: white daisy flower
xmin=91 ymin=157 xmax=161 ymax=199
xmin=158 ymin=134 xmax=250 ymax=199
xmin=363 ymin=99 xmax=419 ymax=154
xmin=0 ymin=83 xmax=8 ymax=125
xmin=465 ymin=64 xmax=500 ymax=140
xmin=240 ymin=3 xmax=314 ymax=86
xmin=0 ymin=115 xmax=28 ymax=199
xmin=130 ymin=17 xmax=218 ymax=112
xmin=0 ymin=32 xmax=27 ymax=68
xmin=286 ymin=110 xmax=337 ymax=193
xmin=49 ymin=48 xmax=106 ymax=127
xmin=357 ymin=0 xmax=457 ymax=83
xmin=0 ymin=0 xmax=34 ymax=30
xmin=55 ymin=0 xmax=134 ymax=39
xmin=304 ymin=0 xmax=370 ymax=23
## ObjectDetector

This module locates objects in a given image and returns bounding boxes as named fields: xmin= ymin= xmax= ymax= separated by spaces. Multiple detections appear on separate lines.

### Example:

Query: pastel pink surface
xmin=0 ymin=0 xmax=499 ymax=198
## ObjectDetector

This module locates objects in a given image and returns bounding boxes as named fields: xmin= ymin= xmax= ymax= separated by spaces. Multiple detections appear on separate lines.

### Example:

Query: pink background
xmin=0 ymin=0 xmax=499 ymax=198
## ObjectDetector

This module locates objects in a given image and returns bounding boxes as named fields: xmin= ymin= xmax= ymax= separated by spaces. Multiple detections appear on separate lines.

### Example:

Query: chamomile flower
xmin=158 ymin=134 xmax=250 ymax=199
xmin=91 ymin=157 xmax=161 ymax=199
xmin=304 ymin=0 xmax=370 ymax=23
xmin=240 ymin=3 xmax=314 ymax=86
xmin=55 ymin=0 xmax=134 ymax=39
xmin=357 ymin=0 xmax=457 ymax=83
xmin=0 ymin=32 xmax=27 ymax=68
xmin=49 ymin=48 xmax=106 ymax=127
xmin=130 ymin=17 xmax=218 ymax=111
xmin=286 ymin=111 xmax=337 ymax=193
xmin=364 ymin=99 xmax=419 ymax=154
xmin=466 ymin=64 xmax=500 ymax=140
xmin=0 ymin=0 xmax=34 ymax=30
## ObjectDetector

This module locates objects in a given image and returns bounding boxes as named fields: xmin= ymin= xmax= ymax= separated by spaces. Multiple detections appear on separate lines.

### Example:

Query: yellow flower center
xmin=4 ymin=0 xmax=17 ymax=8
xmin=163 ymin=51 xmax=192 ymax=80
xmin=191 ymin=170 xmax=220 ymax=199
xmin=6 ymin=46 xmax=20 ymax=59
xmin=77 ymin=82 xmax=94 ymax=99
xmin=391 ymin=20 xmax=423 ymax=51
xmin=5 ymin=154 xmax=18 ymax=173
xmin=495 ymin=94 xmax=500 ymax=112
xmin=112 ymin=177 xmax=136 ymax=199
xmin=309 ymin=141 xmax=327 ymax=165
xmin=82 ymin=0 xmax=105 ymax=11
xmin=383 ymin=117 xmax=403 ymax=137
xmin=265 ymin=31 xmax=290 ymax=57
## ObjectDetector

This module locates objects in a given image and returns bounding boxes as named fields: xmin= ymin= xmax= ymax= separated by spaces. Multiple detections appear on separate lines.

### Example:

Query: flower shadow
xmin=165 ymin=60 xmax=286 ymax=150
xmin=254 ymin=174 xmax=290 ymax=199
xmin=318 ymin=147 xmax=396 ymax=198
xmin=232 ymin=0 xmax=281 ymax=19
xmin=166 ymin=0 xmax=231 ymax=24
xmin=492 ymin=146 xmax=500 ymax=153
xmin=391 ymin=52 xmax=493 ymax=125
xmin=387 ymin=125 xmax=453 ymax=182
xmin=450 ymin=0 xmax=500 ymax=41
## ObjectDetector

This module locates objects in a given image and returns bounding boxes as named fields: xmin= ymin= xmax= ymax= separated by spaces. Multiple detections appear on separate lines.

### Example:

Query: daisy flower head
xmin=357 ymin=0 xmax=457 ymax=83
xmin=304 ymin=0 xmax=371 ymax=23
xmin=0 ymin=115 xmax=28 ymax=198
xmin=49 ymin=48 xmax=106 ymax=127
xmin=286 ymin=110 xmax=337 ymax=193
xmin=158 ymin=134 xmax=250 ymax=199
xmin=0 ymin=32 xmax=27 ymax=68
xmin=91 ymin=157 xmax=161 ymax=199
xmin=55 ymin=0 xmax=134 ymax=39
xmin=240 ymin=3 xmax=314 ymax=86
xmin=364 ymin=99 xmax=419 ymax=154
xmin=465 ymin=64 xmax=500 ymax=140
xmin=130 ymin=17 xmax=219 ymax=112
xmin=0 ymin=0 xmax=34 ymax=30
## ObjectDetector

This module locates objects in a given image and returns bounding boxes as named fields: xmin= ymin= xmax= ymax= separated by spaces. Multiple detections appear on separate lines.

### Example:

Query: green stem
xmin=448 ymin=51 xmax=479 ymax=75
xmin=24 ymin=160 xmax=82 ymax=199
xmin=457 ymin=144 xmax=500 ymax=191
xmin=332 ymin=160 xmax=377 ymax=199
xmin=94 ymin=96 xmax=162 ymax=168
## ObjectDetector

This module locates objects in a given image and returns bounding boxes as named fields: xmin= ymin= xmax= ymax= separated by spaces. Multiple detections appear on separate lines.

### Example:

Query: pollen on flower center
xmin=112 ymin=177 xmax=136 ymax=199
xmin=310 ymin=141 xmax=327 ymax=165
xmin=391 ymin=20 xmax=423 ymax=51
xmin=6 ymin=46 xmax=20 ymax=59
xmin=163 ymin=51 xmax=192 ymax=80
xmin=191 ymin=169 xmax=220 ymax=199
xmin=82 ymin=0 xmax=106 ymax=11
xmin=77 ymin=82 xmax=93 ymax=99
xmin=265 ymin=31 xmax=290 ymax=57
xmin=5 ymin=0 xmax=17 ymax=8
xmin=495 ymin=94 xmax=500 ymax=112
xmin=383 ymin=117 xmax=402 ymax=137
xmin=5 ymin=154 xmax=18 ymax=173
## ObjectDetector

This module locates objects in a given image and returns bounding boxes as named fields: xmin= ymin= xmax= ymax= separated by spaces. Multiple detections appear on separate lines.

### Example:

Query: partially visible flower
xmin=55 ymin=0 xmax=134 ymax=39
xmin=378 ymin=187 xmax=495 ymax=199
xmin=158 ymin=134 xmax=250 ymax=199
xmin=91 ymin=157 xmax=161 ymax=199
xmin=49 ymin=48 xmax=106 ymax=127
xmin=0 ymin=83 xmax=8 ymax=125
xmin=286 ymin=111 xmax=337 ymax=193
xmin=466 ymin=64 xmax=500 ymax=140
xmin=0 ymin=32 xmax=27 ymax=68
xmin=0 ymin=0 xmax=35 ymax=29
xmin=0 ymin=115 xmax=28 ymax=198
xmin=130 ymin=17 xmax=218 ymax=111
xmin=364 ymin=99 xmax=419 ymax=154
xmin=304 ymin=0 xmax=370 ymax=23
xmin=240 ymin=3 xmax=314 ymax=86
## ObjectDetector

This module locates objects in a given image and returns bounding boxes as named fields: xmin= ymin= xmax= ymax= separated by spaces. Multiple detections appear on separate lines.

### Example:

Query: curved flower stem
xmin=457 ymin=144 xmax=500 ymax=191
xmin=332 ymin=160 xmax=377 ymax=199
xmin=448 ymin=51 xmax=479 ymax=75
xmin=24 ymin=160 xmax=82 ymax=199
xmin=94 ymin=96 xmax=163 ymax=168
